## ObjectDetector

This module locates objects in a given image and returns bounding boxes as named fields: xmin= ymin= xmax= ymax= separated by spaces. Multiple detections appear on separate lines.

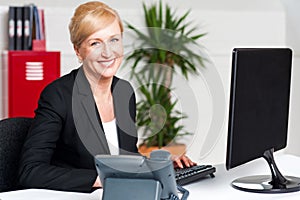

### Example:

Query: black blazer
xmin=18 ymin=67 xmax=138 ymax=192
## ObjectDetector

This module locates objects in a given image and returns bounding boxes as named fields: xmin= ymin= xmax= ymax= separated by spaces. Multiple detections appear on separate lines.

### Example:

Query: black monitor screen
xmin=225 ymin=48 xmax=300 ymax=193
xmin=226 ymin=48 xmax=292 ymax=169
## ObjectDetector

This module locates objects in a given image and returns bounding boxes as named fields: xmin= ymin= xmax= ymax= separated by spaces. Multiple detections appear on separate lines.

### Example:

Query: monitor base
xmin=231 ymin=149 xmax=300 ymax=193
xmin=232 ymin=175 xmax=300 ymax=193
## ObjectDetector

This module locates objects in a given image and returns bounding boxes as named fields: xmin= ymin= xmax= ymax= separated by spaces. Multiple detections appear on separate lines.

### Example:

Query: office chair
xmin=0 ymin=117 xmax=33 ymax=192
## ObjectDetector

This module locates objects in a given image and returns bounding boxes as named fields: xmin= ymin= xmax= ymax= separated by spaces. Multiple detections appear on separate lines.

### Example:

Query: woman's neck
xmin=83 ymin=67 xmax=115 ymax=122
xmin=91 ymin=78 xmax=112 ymax=97
xmin=83 ymin=66 xmax=113 ymax=96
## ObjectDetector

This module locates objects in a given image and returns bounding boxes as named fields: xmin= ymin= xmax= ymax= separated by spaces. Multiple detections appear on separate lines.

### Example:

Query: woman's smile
xmin=100 ymin=59 xmax=115 ymax=68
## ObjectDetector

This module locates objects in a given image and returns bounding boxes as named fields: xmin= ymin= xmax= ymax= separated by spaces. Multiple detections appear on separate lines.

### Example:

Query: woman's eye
xmin=91 ymin=41 xmax=101 ymax=46
xmin=110 ymin=38 xmax=119 ymax=43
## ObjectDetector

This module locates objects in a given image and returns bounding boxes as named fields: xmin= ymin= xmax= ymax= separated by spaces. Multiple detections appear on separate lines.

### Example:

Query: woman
xmin=18 ymin=1 xmax=195 ymax=193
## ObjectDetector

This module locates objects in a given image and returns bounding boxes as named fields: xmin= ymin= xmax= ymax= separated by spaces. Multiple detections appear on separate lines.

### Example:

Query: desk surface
xmin=185 ymin=153 xmax=300 ymax=200
xmin=1 ymin=153 xmax=300 ymax=200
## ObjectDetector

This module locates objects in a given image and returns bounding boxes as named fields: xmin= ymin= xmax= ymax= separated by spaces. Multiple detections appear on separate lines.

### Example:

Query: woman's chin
xmin=97 ymin=69 xmax=117 ymax=79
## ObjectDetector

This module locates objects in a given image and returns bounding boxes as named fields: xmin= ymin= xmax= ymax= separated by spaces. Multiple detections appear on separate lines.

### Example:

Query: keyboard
xmin=175 ymin=164 xmax=216 ymax=186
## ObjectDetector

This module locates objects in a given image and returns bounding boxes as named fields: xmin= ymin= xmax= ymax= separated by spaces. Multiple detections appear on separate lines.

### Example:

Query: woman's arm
xmin=18 ymin=80 xmax=97 ymax=193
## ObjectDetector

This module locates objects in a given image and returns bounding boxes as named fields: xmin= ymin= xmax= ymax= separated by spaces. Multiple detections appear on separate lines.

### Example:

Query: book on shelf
xmin=32 ymin=5 xmax=40 ymax=41
xmin=7 ymin=4 xmax=46 ymax=51
xmin=23 ymin=5 xmax=34 ymax=50
xmin=8 ymin=6 xmax=16 ymax=50
xmin=38 ymin=8 xmax=45 ymax=41
xmin=15 ymin=6 xmax=23 ymax=50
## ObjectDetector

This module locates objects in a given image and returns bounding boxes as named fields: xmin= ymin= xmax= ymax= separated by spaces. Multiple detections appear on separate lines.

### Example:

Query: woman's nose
xmin=101 ymin=42 xmax=113 ymax=58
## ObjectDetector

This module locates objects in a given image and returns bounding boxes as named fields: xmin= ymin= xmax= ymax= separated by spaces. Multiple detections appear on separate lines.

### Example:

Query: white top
xmin=102 ymin=118 xmax=119 ymax=155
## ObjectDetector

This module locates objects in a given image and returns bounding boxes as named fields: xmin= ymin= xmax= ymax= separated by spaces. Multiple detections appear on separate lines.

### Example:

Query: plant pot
xmin=138 ymin=143 xmax=186 ymax=158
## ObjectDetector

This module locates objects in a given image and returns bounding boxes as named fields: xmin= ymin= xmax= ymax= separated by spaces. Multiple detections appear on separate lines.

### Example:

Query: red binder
xmin=2 ymin=51 xmax=60 ymax=118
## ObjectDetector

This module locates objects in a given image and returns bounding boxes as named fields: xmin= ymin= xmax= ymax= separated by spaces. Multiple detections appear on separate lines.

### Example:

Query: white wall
xmin=0 ymin=0 xmax=299 ymax=164
xmin=281 ymin=0 xmax=300 ymax=157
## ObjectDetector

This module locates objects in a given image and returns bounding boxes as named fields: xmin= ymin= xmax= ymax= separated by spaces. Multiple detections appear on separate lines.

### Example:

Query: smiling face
xmin=75 ymin=19 xmax=123 ymax=81
xmin=69 ymin=1 xmax=124 ymax=83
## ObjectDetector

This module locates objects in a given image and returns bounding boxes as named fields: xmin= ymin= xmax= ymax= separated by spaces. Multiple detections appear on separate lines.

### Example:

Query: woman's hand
xmin=172 ymin=154 xmax=197 ymax=168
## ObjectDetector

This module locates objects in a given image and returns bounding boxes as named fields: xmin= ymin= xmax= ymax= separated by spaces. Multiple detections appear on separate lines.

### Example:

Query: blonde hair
xmin=69 ymin=1 xmax=123 ymax=48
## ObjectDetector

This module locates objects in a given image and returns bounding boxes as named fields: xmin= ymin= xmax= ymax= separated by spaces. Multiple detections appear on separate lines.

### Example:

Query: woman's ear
xmin=74 ymin=45 xmax=83 ymax=62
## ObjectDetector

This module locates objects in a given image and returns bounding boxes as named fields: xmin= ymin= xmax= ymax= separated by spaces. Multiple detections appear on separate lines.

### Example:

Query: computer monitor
xmin=226 ymin=48 xmax=300 ymax=193
xmin=94 ymin=150 xmax=180 ymax=200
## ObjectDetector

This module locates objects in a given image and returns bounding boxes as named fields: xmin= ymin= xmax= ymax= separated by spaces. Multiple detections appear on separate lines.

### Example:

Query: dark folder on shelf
xmin=8 ymin=6 xmax=16 ymax=50
xmin=23 ymin=5 xmax=34 ymax=50
xmin=15 ymin=6 xmax=23 ymax=50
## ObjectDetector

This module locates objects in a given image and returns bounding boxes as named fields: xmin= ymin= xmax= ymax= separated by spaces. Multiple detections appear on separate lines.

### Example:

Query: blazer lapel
xmin=72 ymin=67 xmax=110 ymax=156
xmin=112 ymin=78 xmax=137 ymax=154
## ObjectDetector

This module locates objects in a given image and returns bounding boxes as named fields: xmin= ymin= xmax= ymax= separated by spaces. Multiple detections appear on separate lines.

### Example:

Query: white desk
xmin=1 ymin=153 xmax=300 ymax=200
xmin=184 ymin=153 xmax=300 ymax=200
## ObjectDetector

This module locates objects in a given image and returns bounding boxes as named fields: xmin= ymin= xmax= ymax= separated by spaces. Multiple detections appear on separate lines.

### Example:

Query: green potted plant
xmin=125 ymin=0 xmax=207 ymax=156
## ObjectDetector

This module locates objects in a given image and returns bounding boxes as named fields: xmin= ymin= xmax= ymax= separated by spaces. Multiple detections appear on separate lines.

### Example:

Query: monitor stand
xmin=231 ymin=148 xmax=300 ymax=193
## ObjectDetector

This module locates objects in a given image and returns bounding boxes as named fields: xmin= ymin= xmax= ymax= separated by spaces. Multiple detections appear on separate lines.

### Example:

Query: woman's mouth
xmin=100 ymin=59 xmax=114 ymax=67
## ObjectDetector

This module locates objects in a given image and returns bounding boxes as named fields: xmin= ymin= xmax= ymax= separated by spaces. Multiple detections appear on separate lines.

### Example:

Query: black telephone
xmin=95 ymin=150 xmax=189 ymax=200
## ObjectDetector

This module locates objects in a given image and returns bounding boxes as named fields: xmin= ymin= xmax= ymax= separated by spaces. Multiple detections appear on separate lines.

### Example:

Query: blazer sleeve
xmin=18 ymin=81 xmax=97 ymax=193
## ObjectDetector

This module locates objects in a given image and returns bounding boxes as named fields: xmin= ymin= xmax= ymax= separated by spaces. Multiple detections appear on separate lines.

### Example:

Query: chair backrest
xmin=0 ymin=117 xmax=33 ymax=192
